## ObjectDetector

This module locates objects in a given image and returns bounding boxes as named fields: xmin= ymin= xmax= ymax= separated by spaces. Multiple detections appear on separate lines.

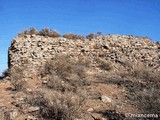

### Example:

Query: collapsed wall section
xmin=8 ymin=34 xmax=160 ymax=78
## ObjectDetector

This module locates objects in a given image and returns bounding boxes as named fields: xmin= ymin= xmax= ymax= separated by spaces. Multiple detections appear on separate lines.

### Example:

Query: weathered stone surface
xmin=8 ymin=35 xmax=160 ymax=78
xmin=91 ymin=113 xmax=107 ymax=120
xmin=0 ymin=106 xmax=19 ymax=120
xmin=87 ymin=108 xmax=94 ymax=112
xmin=28 ymin=106 xmax=40 ymax=112
xmin=10 ymin=109 xmax=19 ymax=120
xmin=26 ymin=116 xmax=38 ymax=120
xmin=101 ymin=95 xmax=112 ymax=103
xmin=0 ymin=106 xmax=9 ymax=120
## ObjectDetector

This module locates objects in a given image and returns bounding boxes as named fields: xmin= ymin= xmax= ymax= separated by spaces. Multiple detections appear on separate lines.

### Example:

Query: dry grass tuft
xmin=96 ymin=58 xmax=112 ymax=71
xmin=28 ymin=90 xmax=85 ymax=119
xmin=86 ymin=33 xmax=96 ymax=40
xmin=8 ymin=66 xmax=26 ymax=91
xmin=63 ymin=33 xmax=85 ymax=40
xmin=40 ymin=54 xmax=90 ymax=92
xmin=18 ymin=27 xmax=61 ymax=38
xmin=41 ymin=91 xmax=83 ymax=119
xmin=121 ymin=63 xmax=160 ymax=114
xmin=38 ymin=28 xmax=61 ymax=37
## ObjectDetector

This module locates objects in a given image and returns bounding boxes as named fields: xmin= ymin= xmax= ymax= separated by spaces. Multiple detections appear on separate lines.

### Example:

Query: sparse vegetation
xmin=8 ymin=66 xmax=26 ymax=91
xmin=26 ymin=54 xmax=90 ymax=119
xmin=97 ymin=32 xmax=103 ymax=36
xmin=1 ymin=29 xmax=160 ymax=119
xmin=38 ymin=28 xmax=51 ymax=36
xmin=121 ymin=64 xmax=160 ymax=115
xmin=41 ymin=54 xmax=90 ymax=92
xmin=0 ymin=69 xmax=9 ymax=79
xmin=75 ymin=34 xmax=85 ymax=40
xmin=27 ymin=90 xmax=84 ymax=119
xmin=96 ymin=58 xmax=112 ymax=71
xmin=63 ymin=33 xmax=78 ymax=39
xmin=133 ymin=83 xmax=160 ymax=114
xmin=38 ymin=28 xmax=61 ymax=37
xmin=29 ymin=27 xmax=37 ymax=35
xmin=132 ymin=69 xmax=160 ymax=114
xmin=18 ymin=29 xmax=29 ymax=37
xmin=18 ymin=28 xmax=108 ymax=41
xmin=18 ymin=27 xmax=61 ymax=38
xmin=86 ymin=33 xmax=96 ymax=40
xmin=44 ymin=91 xmax=83 ymax=119
xmin=99 ymin=62 xmax=160 ymax=118
xmin=131 ymin=65 xmax=152 ymax=80
xmin=63 ymin=33 xmax=85 ymax=40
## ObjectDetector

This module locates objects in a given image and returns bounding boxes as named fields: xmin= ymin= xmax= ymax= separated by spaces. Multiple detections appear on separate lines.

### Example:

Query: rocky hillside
xmin=8 ymin=34 xmax=160 ymax=77
xmin=0 ymin=32 xmax=160 ymax=120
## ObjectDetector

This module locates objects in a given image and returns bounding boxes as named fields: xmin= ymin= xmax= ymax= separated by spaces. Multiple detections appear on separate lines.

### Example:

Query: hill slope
xmin=0 ymin=33 xmax=160 ymax=120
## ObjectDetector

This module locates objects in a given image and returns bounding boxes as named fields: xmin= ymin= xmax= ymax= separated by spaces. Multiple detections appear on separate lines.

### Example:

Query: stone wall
xmin=8 ymin=34 xmax=160 ymax=77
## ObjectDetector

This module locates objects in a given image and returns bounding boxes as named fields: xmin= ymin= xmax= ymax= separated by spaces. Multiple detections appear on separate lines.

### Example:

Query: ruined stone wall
xmin=8 ymin=34 xmax=160 ymax=77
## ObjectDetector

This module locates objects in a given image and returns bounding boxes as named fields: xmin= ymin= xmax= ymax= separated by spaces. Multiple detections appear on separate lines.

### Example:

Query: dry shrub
xmin=96 ymin=58 xmax=112 ymax=71
xmin=18 ymin=28 xmax=61 ymax=38
xmin=18 ymin=27 xmax=37 ymax=37
xmin=49 ymin=31 xmax=61 ymax=37
xmin=118 ymin=62 xmax=159 ymax=82
xmin=86 ymin=33 xmax=96 ymax=40
xmin=0 ymin=69 xmax=9 ymax=79
xmin=108 ymin=62 xmax=160 ymax=115
xmin=18 ymin=29 xmax=29 ymax=37
xmin=46 ymin=74 xmax=74 ymax=92
xmin=37 ymin=28 xmax=52 ymax=37
xmin=128 ymin=63 xmax=159 ymax=82
xmin=38 ymin=29 xmax=61 ymax=37
xmin=41 ymin=92 xmax=82 ymax=119
xmin=30 ymin=90 xmax=85 ymax=119
xmin=63 ymin=33 xmax=77 ymax=39
xmin=124 ymin=65 xmax=160 ymax=115
xmin=52 ymin=55 xmax=75 ymax=79
xmin=131 ymin=66 xmax=151 ymax=80
xmin=44 ymin=54 xmax=88 ymax=80
xmin=129 ymin=77 xmax=160 ymax=115
xmin=8 ymin=66 xmax=26 ymax=91
xmin=63 ymin=33 xmax=84 ymax=40
xmin=41 ymin=54 xmax=90 ymax=92
xmin=27 ymin=91 xmax=46 ymax=107
xmin=116 ymin=58 xmax=133 ymax=69
xmin=47 ymin=75 xmax=63 ymax=90
xmin=29 ymin=27 xmax=37 ymax=35
xmin=32 ymin=28 xmax=61 ymax=37
xmin=75 ymin=35 xmax=85 ymax=40
xmin=97 ymin=32 xmax=103 ymax=36
xmin=133 ymin=86 xmax=160 ymax=114
xmin=41 ymin=60 xmax=55 ymax=77
xmin=151 ymin=71 xmax=160 ymax=82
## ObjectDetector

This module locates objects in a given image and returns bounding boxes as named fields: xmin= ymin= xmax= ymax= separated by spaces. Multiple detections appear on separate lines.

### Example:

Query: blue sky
xmin=0 ymin=0 xmax=160 ymax=75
